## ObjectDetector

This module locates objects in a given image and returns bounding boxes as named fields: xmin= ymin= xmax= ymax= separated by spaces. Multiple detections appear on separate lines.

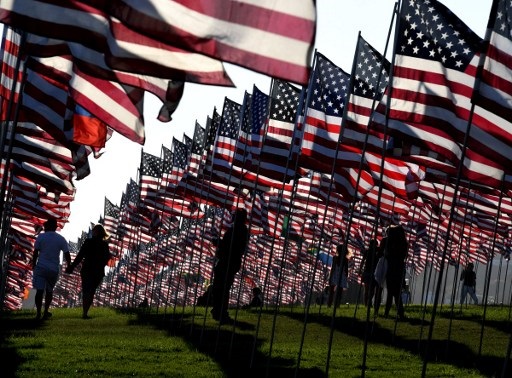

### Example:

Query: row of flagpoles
xmin=2 ymin=0 xmax=512 ymax=374
xmin=1 ymin=0 xmax=512 ymax=310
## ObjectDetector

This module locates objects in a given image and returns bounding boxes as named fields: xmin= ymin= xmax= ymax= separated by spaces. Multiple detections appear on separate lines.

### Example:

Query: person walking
xmin=66 ymin=224 xmax=111 ymax=319
xmin=382 ymin=224 xmax=408 ymax=320
xmin=210 ymin=209 xmax=249 ymax=324
xmin=32 ymin=218 xmax=71 ymax=320
xmin=460 ymin=262 xmax=478 ymax=305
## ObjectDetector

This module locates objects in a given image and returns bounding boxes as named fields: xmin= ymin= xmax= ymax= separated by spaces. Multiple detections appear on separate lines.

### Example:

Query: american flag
xmin=0 ymin=1 xmax=233 ymax=87
xmin=199 ymin=110 xmax=221 ymax=178
xmin=363 ymin=150 xmax=424 ymax=200
xmin=246 ymin=85 xmax=269 ymax=165
xmin=257 ymin=79 xmax=302 ymax=184
xmin=139 ymin=152 xmax=163 ymax=202
xmin=231 ymin=91 xmax=253 ymax=185
xmin=155 ymin=138 xmax=190 ymax=216
xmin=170 ymin=137 xmax=189 ymax=187
xmin=187 ymin=122 xmax=205 ymax=177
xmin=8 ymin=122 xmax=81 ymax=178
xmin=387 ymin=0 xmax=512 ymax=173
xmin=300 ymin=52 xmax=351 ymax=173
xmin=241 ymin=86 xmax=288 ymax=191
xmin=104 ymin=0 xmax=316 ymax=85
xmin=176 ymin=112 xmax=242 ymax=211
xmin=25 ymin=32 xmax=187 ymax=123
xmin=103 ymin=197 xmax=120 ymax=236
xmin=14 ymin=160 xmax=75 ymax=196
xmin=22 ymin=53 xmax=146 ymax=146
xmin=12 ymin=58 xmax=93 ymax=178
xmin=161 ymin=145 xmax=173 ymax=176
xmin=345 ymin=35 xmax=389 ymax=152
xmin=209 ymin=97 xmax=241 ymax=184
xmin=176 ymin=124 xmax=205 ymax=201
xmin=183 ymin=134 xmax=193 ymax=154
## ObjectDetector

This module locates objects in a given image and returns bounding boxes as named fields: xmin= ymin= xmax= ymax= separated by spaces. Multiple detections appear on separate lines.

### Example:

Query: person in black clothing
xmin=460 ymin=262 xmax=478 ymax=305
xmin=211 ymin=209 xmax=249 ymax=323
xmin=361 ymin=238 xmax=379 ymax=307
xmin=66 ymin=224 xmax=111 ymax=319
xmin=382 ymin=224 xmax=408 ymax=320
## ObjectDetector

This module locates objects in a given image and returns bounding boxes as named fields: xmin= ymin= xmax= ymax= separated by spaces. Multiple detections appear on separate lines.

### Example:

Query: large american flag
xmin=0 ymin=0 xmax=233 ymax=86
xmin=387 ymin=0 xmax=512 ymax=174
xmin=105 ymin=0 xmax=316 ymax=85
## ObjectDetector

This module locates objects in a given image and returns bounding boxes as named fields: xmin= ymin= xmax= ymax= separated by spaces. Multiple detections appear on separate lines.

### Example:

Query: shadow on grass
xmin=278 ymin=309 xmax=510 ymax=377
xmin=121 ymin=308 xmax=326 ymax=378
xmin=0 ymin=312 xmax=48 ymax=377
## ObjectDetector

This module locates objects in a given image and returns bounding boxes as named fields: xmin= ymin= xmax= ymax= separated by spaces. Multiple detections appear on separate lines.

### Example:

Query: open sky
xmin=60 ymin=0 xmax=494 ymax=241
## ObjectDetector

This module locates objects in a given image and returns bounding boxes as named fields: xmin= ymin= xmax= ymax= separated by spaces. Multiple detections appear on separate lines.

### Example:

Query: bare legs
xmin=35 ymin=289 xmax=53 ymax=319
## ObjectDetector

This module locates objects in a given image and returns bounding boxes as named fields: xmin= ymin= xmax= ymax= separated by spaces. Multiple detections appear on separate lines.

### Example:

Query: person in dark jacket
xmin=66 ymin=224 xmax=111 ymax=319
xmin=361 ymin=238 xmax=379 ymax=307
xmin=210 ymin=209 xmax=249 ymax=324
xmin=382 ymin=224 xmax=408 ymax=320
xmin=460 ymin=262 xmax=478 ymax=305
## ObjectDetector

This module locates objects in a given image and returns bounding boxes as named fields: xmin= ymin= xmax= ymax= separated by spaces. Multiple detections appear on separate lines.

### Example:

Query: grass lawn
xmin=0 ymin=304 xmax=510 ymax=377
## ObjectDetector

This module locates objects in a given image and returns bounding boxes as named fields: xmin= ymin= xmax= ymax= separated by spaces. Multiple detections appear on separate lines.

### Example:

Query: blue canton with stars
xmin=398 ymin=0 xmax=482 ymax=71
xmin=270 ymin=79 xmax=301 ymax=123
xmin=352 ymin=35 xmax=390 ymax=100
xmin=218 ymin=98 xmax=241 ymax=139
xmin=308 ymin=52 xmax=349 ymax=116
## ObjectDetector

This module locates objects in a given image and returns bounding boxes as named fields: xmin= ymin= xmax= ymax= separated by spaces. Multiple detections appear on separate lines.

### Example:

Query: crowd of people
xmin=31 ymin=213 xmax=479 ymax=323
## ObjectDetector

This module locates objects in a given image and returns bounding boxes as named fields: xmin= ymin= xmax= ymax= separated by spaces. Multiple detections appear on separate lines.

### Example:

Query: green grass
xmin=0 ymin=305 xmax=510 ymax=377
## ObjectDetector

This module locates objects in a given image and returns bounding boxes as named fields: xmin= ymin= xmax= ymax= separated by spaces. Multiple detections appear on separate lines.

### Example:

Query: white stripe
xmin=237 ymin=0 xmax=315 ymax=20
xmin=110 ymin=35 xmax=227 ymax=73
